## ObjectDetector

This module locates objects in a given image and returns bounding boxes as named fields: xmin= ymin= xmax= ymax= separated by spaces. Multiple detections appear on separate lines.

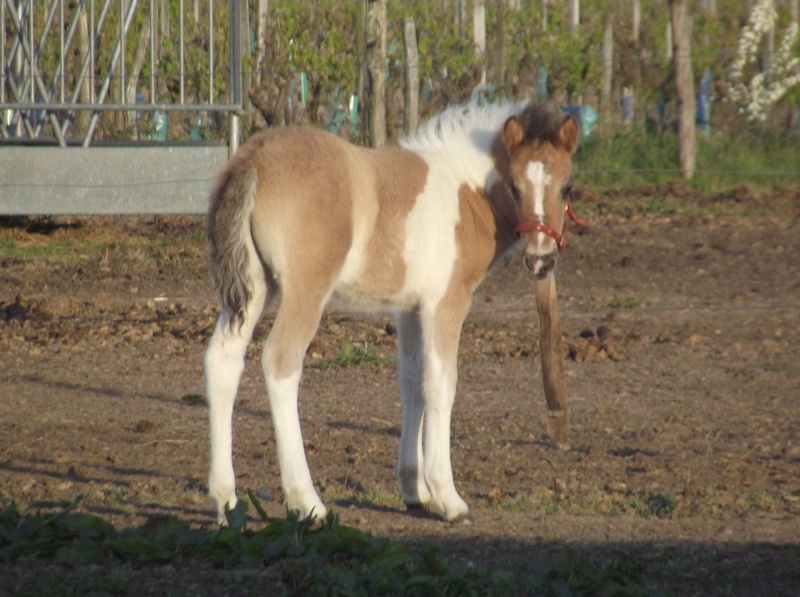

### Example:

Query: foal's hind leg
xmin=396 ymin=310 xmax=433 ymax=509
xmin=262 ymin=286 xmax=329 ymax=521
xmin=205 ymin=274 xmax=267 ymax=524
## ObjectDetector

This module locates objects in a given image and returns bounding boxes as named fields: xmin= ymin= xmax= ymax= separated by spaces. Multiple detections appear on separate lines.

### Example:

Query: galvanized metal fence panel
xmin=1 ymin=1 xmax=242 ymax=214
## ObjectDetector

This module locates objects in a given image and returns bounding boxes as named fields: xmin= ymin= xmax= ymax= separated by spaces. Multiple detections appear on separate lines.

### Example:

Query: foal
xmin=205 ymin=101 xmax=578 ymax=523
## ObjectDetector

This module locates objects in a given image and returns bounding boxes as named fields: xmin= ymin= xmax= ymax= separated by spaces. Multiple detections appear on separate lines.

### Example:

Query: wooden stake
xmin=669 ymin=0 xmax=696 ymax=180
xmin=535 ymin=274 xmax=570 ymax=450
xmin=403 ymin=17 xmax=419 ymax=134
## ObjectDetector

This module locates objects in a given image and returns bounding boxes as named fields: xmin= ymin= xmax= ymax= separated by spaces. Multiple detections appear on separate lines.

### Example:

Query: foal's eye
xmin=509 ymin=180 xmax=522 ymax=202
xmin=561 ymin=181 xmax=574 ymax=200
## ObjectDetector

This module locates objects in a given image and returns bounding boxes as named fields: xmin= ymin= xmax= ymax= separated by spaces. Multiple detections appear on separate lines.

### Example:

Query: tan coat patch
xmin=336 ymin=145 xmax=429 ymax=305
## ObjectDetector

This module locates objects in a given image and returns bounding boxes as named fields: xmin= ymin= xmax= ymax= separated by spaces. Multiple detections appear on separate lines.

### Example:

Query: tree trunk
xmin=160 ymin=0 xmax=169 ymax=38
xmin=403 ymin=17 xmax=419 ymax=134
xmin=367 ymin=0 xmax=387 ymax=147
xmin=670 ymin=0 xmax=696 ymax=180
xmin=456 ymin=0 xmax=467 ymax=37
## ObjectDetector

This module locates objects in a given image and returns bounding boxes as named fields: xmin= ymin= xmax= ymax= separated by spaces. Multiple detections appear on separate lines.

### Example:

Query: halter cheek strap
xmin=513 ymin=197 xmax=584 ymax=254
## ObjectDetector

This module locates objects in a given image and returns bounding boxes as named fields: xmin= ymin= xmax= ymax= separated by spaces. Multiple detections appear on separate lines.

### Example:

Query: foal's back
xmin=239 ymin=127 xmax=466 ymax=313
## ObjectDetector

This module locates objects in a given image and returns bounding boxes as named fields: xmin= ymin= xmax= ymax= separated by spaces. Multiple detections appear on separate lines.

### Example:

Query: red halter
xmin=513 ymin=197 xmax=584 ymax=253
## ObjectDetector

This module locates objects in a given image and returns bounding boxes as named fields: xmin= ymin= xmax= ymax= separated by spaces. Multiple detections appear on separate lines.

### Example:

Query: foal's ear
xmin=557 ymin=115 xmax=580 ymax=154
xmin=502 ymin=116 xmax=525 ymax=152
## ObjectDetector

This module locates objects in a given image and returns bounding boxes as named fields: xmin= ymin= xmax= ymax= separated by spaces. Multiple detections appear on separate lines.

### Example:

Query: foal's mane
xmin=398 ymin=100 xmax=563 ymax=186
xmin=400 ymin=100 xmax=522 ymax=157
xmin=401 ymin=100 xmax=562 ymax=152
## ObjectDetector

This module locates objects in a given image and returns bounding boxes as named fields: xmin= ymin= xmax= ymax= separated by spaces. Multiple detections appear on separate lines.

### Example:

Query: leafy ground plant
xmin=0 ymin=495 xmax=648 ymax=595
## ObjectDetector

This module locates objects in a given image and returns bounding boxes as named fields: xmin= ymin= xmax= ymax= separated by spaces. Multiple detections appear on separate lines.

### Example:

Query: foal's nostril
xmin=523 ymin=252 xmax=557 ymax=278
xmin=523 ymin=254 xmax=534 ymax=273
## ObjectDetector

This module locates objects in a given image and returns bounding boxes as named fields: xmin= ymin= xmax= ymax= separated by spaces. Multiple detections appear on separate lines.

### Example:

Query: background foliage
xmin=2 ymin=1 xmax=799 ymax=187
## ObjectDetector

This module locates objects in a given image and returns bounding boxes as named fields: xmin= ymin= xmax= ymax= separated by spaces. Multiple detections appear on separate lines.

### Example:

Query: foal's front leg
xmin=419 ymin=301 xmax=471 ymax=521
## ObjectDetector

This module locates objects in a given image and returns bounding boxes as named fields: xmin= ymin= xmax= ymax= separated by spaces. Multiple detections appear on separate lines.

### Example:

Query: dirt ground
xmin=1 ymin=186 xmax=799 ymax=595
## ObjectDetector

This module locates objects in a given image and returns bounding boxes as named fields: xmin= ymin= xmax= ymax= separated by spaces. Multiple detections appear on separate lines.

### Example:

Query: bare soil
xmin=1 ymin=186 xmax=799 ymax=595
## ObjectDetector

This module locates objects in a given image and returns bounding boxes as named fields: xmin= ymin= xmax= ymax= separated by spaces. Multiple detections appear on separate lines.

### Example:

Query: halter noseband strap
xmin=512 ymin=197 xmax=584 ymax=254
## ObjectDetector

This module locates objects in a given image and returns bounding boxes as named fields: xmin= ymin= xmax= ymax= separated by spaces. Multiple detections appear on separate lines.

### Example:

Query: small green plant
xmin=641 ymin=490 xmax=677 ymax=518
xmin=180 ymin=393 xmax=206 ymax=406
xmin=608 ymin=298 xmax=642 ymax=310
xmin=105 ymin=486 xmax=128 ymax=504
xmin=317 ymin=341 xmax=391 ymax=368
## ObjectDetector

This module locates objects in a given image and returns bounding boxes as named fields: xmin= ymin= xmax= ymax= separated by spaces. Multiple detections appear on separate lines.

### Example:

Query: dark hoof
xmin=448 ymin=511 xmax=475 ymax=525
xmin=405 ymin=502 xmax=429 ymax=511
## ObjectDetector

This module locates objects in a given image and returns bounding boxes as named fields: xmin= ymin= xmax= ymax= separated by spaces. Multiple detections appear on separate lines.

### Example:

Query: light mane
xmin=399 ymin=100 xmax=527 ymax=190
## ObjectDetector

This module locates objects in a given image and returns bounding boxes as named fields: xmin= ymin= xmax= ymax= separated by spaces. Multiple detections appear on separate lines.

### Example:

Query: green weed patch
xmin=1 ymin=495 xmax=648 ymax=595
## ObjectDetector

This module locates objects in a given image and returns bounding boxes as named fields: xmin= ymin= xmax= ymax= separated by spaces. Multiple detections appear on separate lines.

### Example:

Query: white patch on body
xmin=398 ymin=162 xmax=462 ymax=306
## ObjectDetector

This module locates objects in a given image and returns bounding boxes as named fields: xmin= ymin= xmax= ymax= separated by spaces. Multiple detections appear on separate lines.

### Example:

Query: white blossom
xmin=724 ymin=0 xmax=800 ymax=123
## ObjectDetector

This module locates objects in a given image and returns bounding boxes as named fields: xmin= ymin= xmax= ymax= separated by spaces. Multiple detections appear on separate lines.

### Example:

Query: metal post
xmin=228 ymin=0 xmax=242 ymax=157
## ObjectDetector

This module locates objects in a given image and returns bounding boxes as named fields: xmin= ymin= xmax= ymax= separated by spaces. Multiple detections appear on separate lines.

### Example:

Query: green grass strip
xmin=0 ymin=496 xmax=648 ymax=595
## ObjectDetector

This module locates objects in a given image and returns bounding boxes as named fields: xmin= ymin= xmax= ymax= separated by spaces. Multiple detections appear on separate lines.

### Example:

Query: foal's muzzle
xmin=523 ymin=251 xmax=557 ymax=279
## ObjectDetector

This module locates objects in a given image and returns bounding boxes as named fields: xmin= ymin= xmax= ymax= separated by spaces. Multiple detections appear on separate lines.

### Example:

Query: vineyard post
xmin=473 ymin=0 xmax=486 ymax=92
xmin=403 ymin=17 xmax=419 ymax=134
xmin=495 ymin=0 xmax=507 ymax=91
xmin=669 ymin=0 xmax=696 ymax=180
xmin=601 ymin=11 xmax=614 ymax=131
xmin=240 ymin=3 xmax=252 ymax=123
xmin=75 ymin=6 xmax=91 ymax=135
xmin=229 ymin=0 xmax=242 ymax=157
xmin=255 ymin=0 xmax=268 ymax=87
xmin=366 ymin=0 xmax=387 ymax=147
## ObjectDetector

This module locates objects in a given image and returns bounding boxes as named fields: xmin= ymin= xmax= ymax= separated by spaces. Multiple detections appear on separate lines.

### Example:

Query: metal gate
xmin=1 ymin=0 xmax=243 ymax=214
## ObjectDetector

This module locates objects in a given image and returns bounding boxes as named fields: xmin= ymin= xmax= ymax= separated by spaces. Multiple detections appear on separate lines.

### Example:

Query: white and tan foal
xmin=205 ymin=101 xmax=579 ymax=523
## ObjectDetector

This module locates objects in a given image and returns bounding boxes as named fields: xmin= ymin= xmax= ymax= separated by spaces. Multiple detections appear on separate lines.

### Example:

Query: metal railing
xmin=1 ymin=0 xmax=242 ymax=149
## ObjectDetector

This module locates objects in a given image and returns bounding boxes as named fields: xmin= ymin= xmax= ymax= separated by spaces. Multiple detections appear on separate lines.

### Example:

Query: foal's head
xmin=501 ymin=104 xmax=579 ymax=279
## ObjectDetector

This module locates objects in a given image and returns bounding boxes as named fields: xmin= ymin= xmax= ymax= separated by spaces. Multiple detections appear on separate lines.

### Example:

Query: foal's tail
xmin=206 ymin=162 xmax=258 ymax=331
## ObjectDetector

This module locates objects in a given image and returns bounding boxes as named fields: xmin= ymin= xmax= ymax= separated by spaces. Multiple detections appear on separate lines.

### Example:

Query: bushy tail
xmin=206 ymin=163 xmax=258 ymax=330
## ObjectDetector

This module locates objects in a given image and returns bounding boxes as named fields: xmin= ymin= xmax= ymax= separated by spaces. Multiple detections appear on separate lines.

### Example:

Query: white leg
xmin=261 ymin=292 xmax=328 ymax=520
xmin=265 ymin=367 xmax=326 ymax=519
xmin=396 ymin=311 xmax=432 ymax=508
xmin=205 ymin=290 xmax=265 ymax=524
xmin=421 ymin=303 xmax=470 ymax=521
